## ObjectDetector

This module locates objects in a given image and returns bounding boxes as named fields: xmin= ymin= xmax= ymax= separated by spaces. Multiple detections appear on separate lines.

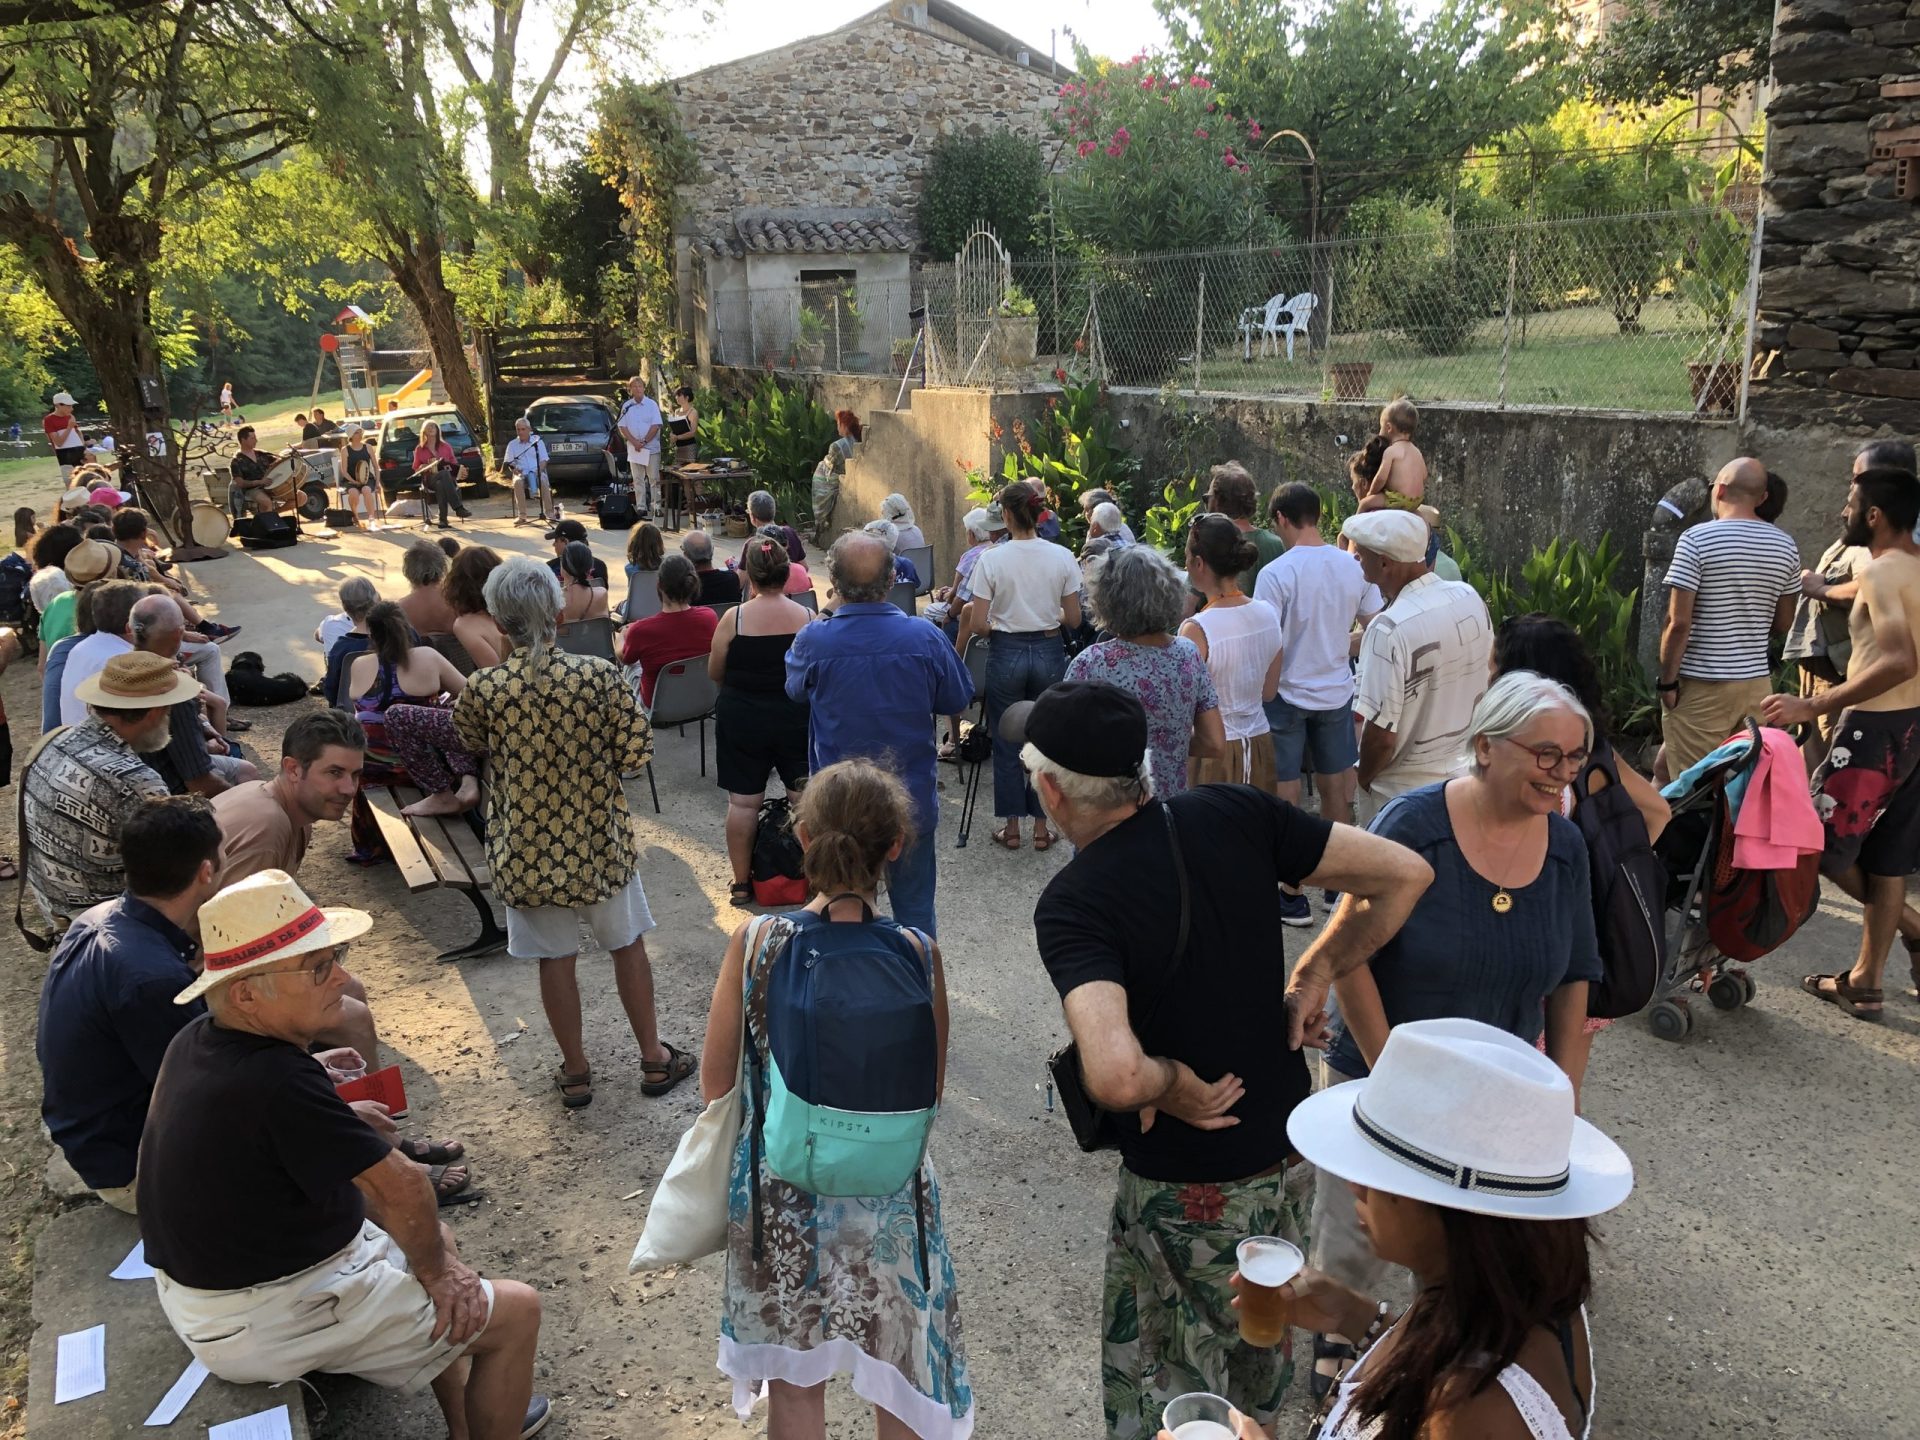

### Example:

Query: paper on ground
xmin=53 ymin=1324 xmax=106 ymax=1403
xmin=111 ymin=1240 xmax=157 ymax=1281
xmin=144 ymin=1358 xmax=209 ymax=1426
xmin=208 ymin=1404 xmax=294 ymax=1440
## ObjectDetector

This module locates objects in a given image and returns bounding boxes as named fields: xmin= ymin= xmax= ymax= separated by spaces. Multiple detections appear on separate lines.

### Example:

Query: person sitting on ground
xmin=708 ymin=535 xmax=813 ymax=906
xmin=38 ymin=530 xmax=108 ymax=651
xmin=132 ymin=595 xmax=259 ymax=797
xmin=140 ymin=869 xmax=546 ymax=1438
xmin=40 ymin=577 xmax=97 ymax=733
xmin=681 ymin=528 xmax=743 ymax=609
xmin=23 ymin=652 xmax=187 ymax=932
xmin=746 ymin=490 xmax=806 ymax=566
xmin=700 ymin=758 xmax=972 ymax=1440
xmin=446 ymin=546 xmax=508 ymax=668
xmin=29 ymin=522 xmax=84 ymax=633
xmin=862 ymin=518 xmax=920 ymax=590
xmin=1066 ymin=544 xmax=1225 ymax=799
xmin=1356 ymin=398 xmax=1427 ymax=514
xmin=398 ymin=539 xmax=458 ymax=637
xmin=214 ymin=708 xmax=368 ymax=883
xmin=619 ymin=554 xmax=718 ymax=707
xmin=879 ymin=492 xmax=927 ymax=552
xmin=57 ymin=577 xmax=147 ymax=726
xmin=623 ymin=522 xmax=666 ymax=623
xmin=544 ymin=518 xmax=609 ymax=585
xmin=323 ymin=577 xmax=381 ymax=707
xmin=557 ymin=540 xmax=609 ymax=624
xmin=346 ymin=602 xmax=468 ymax=784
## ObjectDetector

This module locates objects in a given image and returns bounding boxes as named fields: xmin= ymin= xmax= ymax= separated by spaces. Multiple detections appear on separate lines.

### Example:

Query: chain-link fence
xmin=697 ymin=204 xmax=1758 ymax=417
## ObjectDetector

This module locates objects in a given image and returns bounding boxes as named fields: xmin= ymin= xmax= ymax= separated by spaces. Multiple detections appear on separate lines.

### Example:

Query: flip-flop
xmin=396 ymin=1136 xmax=466 ymax=1165
xmin=640 ymin=1042 xmax=697 ymax=1097
xmin=555 ymin=1066 xmax=594 ymax=1108
xmin=430 ymin=1164 xmax=483 ymax=1207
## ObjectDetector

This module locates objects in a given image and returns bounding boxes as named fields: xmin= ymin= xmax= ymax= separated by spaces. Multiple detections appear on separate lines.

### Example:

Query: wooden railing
xmin=488 ymin=324 xmax=608 ymax=381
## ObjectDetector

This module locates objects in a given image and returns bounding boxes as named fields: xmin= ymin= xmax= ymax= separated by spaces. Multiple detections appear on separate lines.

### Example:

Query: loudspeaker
xmin=325 ymin=507 xmax=358 ymax=527
xmin=597 ymin=486 xmax=637 ymax=530
xmin=234 ymin=513 xmax=298 ymax=549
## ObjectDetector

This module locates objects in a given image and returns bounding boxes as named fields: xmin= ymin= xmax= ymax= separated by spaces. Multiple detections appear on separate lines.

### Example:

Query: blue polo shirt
xmin=785 ymin=602 xmax=974 ymax=832
xmin=37 ymin=895 xmax=204 ymax=1188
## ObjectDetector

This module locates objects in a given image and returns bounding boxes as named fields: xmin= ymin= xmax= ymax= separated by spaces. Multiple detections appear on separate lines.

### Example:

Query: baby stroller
xmin=1646 ymin=720 xmax=1822 ymax=1041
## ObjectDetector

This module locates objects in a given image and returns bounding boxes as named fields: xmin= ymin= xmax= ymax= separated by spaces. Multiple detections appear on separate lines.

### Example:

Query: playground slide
xmin=391 ymin=368 xmax=433 ymax=407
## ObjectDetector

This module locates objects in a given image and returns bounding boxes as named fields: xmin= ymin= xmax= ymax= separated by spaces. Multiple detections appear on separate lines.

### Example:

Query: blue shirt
xmin=41 ymin=633 xmax=80 ymax=734
xmin=323 ymin=632 xmax=371 ymax=708
xmin=1327 ymin=782 xmax=1602 ymax=1078
xmin=785 ymin=602 xmax=974 ymax=830
xmin=37 ymin=895 xmax=205 ymax=1188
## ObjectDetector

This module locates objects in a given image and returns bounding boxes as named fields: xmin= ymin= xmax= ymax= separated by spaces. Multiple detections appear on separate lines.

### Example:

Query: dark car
xmin=524 ymin=395 xmax=621 ymax=491
xmin=376 ymin=406 xmax=485 ymax=494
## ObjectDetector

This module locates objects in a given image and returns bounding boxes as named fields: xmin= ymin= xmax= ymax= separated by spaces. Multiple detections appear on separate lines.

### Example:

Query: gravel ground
xmin=4 ymin=499 xmax=1918 ymax=1440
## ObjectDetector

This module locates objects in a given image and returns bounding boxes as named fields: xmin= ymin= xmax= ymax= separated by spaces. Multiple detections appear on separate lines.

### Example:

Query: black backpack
xmin=750 ymin=796 xmax=808 ymax=906
xmin=1572 ymin=740 xmax=1668 ymax=1018
xmin=0 ymin=553 xmax=30 ymax=623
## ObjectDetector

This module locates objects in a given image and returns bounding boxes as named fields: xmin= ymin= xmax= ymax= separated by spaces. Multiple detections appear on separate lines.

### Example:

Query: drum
xmin=261 ymin=452 xmax=301 ymax=511
xmin=299 ymin=480 xmax=330 ymax=520
xmin=189 ymin=500 xmax=232 ymax=547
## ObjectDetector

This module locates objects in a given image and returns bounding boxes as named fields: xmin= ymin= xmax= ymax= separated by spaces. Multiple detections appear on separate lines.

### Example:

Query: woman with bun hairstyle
xmin=958 ymin=479 xmax=1083 ymax=851
xmin=1180 ymin=512 xmax=1283 ymax=791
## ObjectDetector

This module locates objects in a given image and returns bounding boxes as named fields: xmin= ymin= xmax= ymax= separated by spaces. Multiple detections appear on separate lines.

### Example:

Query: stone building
xmin=1749 ymin=0 xmax=1920 ymax=434
xmin=670 ymin=0 xmax=1061 ymax=373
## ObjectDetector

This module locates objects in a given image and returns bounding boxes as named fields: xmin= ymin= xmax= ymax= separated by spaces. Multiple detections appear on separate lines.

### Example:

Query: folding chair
xmin=556 ymin=617 xmax=617 ymax=661
xmin=901 ymin=544 xmax=934 ymax=596
xmin=643 ymin=658 xmax=720 ymax=809
xmin=955 ymin=635 xmax=992 ymax=848
xmin=888 ymin=580 xmax=918 ymax=615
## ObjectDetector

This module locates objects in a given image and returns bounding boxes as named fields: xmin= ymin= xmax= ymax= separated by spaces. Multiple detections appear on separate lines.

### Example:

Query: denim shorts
xmin=1265 ymin=694 xmax=1358 ymax=781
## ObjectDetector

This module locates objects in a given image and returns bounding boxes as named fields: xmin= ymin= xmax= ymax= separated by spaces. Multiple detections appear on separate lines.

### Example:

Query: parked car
xmin=523 ymin=394 xmax=622 ymax=491
xmin=376 ymin=406 xmax=485 ymax=495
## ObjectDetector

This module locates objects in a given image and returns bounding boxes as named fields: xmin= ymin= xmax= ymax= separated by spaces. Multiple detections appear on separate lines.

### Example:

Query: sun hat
xmin=89 ymin=485 xmax=132 ymax=508
xmin=51 ymin=391 xmax=76 ymax=407
xmin=1340 ymin=510 xmax=1429 ymax=564
xmin=999 ymin=681 xmax=1151 ymax=781
xmin=1286 ymin=1018 xmax=1633 ymax=1221
xmin=175 ymin=869 xmax=373 ymax=1004
xmin=880 ymin=492 xmax=914 ymax=525
xmin=74 ymin=651 xmax=204 ymax=711
xmin=63 ymin=537 xmax=119 ymax=584
xmin=58 ymin=487 xmax=92 ymax=516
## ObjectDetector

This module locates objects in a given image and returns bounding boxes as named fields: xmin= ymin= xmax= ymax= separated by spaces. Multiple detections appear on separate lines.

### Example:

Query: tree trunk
xmin=383 ymin=228 xmax=488 ymax=446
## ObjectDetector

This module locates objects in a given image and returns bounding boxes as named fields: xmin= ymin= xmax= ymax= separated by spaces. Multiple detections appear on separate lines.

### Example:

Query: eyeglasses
xmin=252 ymin=944 xmax=347 ymax=988
xmin=1502 ymin=737 xmax=1589 ymax=774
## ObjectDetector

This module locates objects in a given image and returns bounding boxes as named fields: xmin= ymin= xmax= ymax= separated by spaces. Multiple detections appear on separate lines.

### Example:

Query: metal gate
xmin=951 ymin=224 xmax=1012 ymax=385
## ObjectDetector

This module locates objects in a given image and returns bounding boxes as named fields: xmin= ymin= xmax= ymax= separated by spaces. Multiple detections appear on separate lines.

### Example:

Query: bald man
xmin=1657 ymin=457 xmax=1802 ymax=777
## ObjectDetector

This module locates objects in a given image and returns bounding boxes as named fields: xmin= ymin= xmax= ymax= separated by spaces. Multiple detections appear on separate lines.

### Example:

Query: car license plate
xmin=552 ymin=442 xmax=587 ymax=454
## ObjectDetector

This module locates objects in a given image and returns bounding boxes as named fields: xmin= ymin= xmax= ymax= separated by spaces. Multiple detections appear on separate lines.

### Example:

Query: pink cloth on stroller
xmin=1731 ymin=726 xmax=1824 ymax=870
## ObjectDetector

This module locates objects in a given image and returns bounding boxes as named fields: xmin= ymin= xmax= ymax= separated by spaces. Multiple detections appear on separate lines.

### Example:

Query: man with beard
xmin=23 ymin=651 xmax=188 ymax=932
xmin=1765 ymin=467 xmax=1920 ymax=1021
xmin=212 ymin=708 xmax=367 ymax=884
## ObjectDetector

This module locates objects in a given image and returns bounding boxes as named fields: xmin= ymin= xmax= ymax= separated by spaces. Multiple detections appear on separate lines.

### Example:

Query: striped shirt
xmin=1665 ymin=519 xmax=1801 ymax=681
xmin=1355 ymin=572 xmax=1492 ymax=792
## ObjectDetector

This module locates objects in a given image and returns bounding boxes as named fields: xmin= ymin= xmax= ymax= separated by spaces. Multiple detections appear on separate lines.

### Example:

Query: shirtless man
xmin=1763 ymin=466 xmax=1920 ymax=1019
xmin=1355 ymin=398 xmax=1427 ymax=513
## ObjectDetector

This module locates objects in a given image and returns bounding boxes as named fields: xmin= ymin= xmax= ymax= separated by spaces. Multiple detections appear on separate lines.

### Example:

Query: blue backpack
xmin=747 ymin=900 xmax=939 ymax=1270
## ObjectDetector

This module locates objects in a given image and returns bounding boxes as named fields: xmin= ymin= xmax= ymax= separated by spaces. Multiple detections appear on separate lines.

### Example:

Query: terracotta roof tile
xmin=693 ymin=215 xmax=916 ymax=258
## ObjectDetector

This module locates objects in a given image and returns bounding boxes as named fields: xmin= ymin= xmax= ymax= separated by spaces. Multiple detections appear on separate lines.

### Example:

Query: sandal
xmin=396 ymin=1136 xmax=465 ymax=1165
xmin=640 ymin=1042 xmax=697 ymax=1097
xmin=1801 ymin=970 xmax=1884 ymax=1019
xmin=225 ymin=718 xmax=253 ymax=733
xmin=430 ymin=1164 xmax=483 ymax=1207
xmin=0 ymin=857 xmax=15 ymax=882
xmin=729 ymin=881 xmax=755 ymax=909
xmin=1904 ymin=937 xmax=1920 ymax=999
xmin=1032 ymin=830 xmax=1055 ymax=852
xmin=937 ymin=737 xmax=960 ymax=762
xmin=554 ymin=1066 xmax=594 ymax=1108
xmin=992 ymin=828 xmax=1022 ymax=851
xmin=1310 ymin=1334 xmax=1357 ymax=1403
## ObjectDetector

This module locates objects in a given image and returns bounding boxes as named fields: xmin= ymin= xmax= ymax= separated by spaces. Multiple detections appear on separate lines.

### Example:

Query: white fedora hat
xmin=1286 ymin=1018 xmax=1633 ymax=1221
xmin=175 ymin=869 xmax=372 ymax=1004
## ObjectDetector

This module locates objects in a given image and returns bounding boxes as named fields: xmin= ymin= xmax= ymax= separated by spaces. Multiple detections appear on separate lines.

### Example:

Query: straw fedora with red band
xmin=73 ymin=651 xmax=202 ymax=711
xmin=175 ymin=869 xmax=372 ymax=1004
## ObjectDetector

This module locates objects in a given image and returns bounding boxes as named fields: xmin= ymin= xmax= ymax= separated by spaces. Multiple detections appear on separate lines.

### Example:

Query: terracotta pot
xmin=1330 ymin=362 xmax=1374 ymax=402
xmin=1688 ymin=361 xmax=1739 ymax=414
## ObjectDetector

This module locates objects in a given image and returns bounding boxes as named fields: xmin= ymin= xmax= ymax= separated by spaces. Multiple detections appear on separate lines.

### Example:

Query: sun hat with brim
xmin=1286 ymin=1017 xmax=1633 ymax=1222
xmin=63 ymin=538 xmax=119 ymax=584
xmin=73 ymin=650 xmax=204 ymax=711
xmin=175 ymin=868 xmax=373 ymax=1005
xmin=58 ymin=487 xmax=92 ymax=515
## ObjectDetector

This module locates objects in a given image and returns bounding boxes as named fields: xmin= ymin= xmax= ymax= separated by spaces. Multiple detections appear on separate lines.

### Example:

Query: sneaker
xmin=199 ymin=621 xmax=241 ymax=642
xmin=1278 ymin=890 xmax=1313 ymax=928
xmin=521 ymin=1395 xmax=552 ymax=1437
xmin=1322 ymin=890 xmax=1343 ymax=910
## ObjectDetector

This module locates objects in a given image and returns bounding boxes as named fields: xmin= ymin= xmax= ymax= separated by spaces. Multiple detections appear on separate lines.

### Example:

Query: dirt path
xmin=3 ymin=499 xmax=1918 ymax=1439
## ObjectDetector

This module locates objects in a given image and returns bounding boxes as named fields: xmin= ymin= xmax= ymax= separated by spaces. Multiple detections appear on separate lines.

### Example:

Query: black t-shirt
xmin=698 ymin=568 xmax=743 ymax=608
xmin=137 ymin=1014 xmax=392 ymax=1289
xmin=1034 ymin=785 xmax=1332 ymax=1183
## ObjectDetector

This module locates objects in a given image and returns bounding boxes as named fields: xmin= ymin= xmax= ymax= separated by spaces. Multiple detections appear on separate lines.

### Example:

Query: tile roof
xmin=693 ymin=215 xmax=916 ymax=258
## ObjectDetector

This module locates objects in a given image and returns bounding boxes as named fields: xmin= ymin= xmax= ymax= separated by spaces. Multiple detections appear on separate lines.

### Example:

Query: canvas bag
xmin=629 ymin=915 xmax=790 ymax=1272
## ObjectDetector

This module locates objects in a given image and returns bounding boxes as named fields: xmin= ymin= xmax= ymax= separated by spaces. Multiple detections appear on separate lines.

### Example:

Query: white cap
xmin=51 ymin=392 xmax=76 ymax=407
xmin=1340 ymin=510 xmax=1429 ymax=564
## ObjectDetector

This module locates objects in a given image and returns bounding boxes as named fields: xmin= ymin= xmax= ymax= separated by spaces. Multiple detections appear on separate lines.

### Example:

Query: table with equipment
xmin=660 ymin=460 xmax=756 ymax=534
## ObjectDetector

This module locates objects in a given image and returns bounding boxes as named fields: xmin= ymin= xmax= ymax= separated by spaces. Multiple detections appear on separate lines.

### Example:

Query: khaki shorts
xmin=1662 ymin=675 xmax=1772 ymax=776
xmin=155 ymin=1221 xmax=493 ymax=1393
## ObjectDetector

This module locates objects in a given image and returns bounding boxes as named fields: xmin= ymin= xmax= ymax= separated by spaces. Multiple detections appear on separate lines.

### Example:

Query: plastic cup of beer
xmin=1235 ymin=1235 xmax=1304 ymax=1347
xmin=1162 ymin=1391 xmax=1236 ymax=1440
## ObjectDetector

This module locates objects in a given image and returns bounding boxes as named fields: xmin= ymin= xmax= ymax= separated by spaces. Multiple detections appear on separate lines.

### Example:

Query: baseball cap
xmin=998 ymin=682 xmax=1150 ymax=780
xmin=545 ymin=518 xmax=588 ymax=543
xmin=51 ymin=391 xmax=76 ymax=406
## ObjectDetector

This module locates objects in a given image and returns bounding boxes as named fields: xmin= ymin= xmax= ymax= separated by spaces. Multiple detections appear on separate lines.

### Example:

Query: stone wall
xmin=1749 ymin=0 xmax=1920 ymax=432
xmin=672 ymin=9 xmax=1060 ymax=244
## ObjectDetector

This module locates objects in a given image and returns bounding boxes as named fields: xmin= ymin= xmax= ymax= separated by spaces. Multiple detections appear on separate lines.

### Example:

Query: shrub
xmin=697 ymin=375 xmax=837 ymax=491
xmin=1387 ymin=256 xmax=1486 ymax=357
xmin=918 ymin=132 xmax=1047 ymax=260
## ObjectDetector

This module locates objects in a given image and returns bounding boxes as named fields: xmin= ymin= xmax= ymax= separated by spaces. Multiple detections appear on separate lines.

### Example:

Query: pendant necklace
xmin=1474 ymin=782 xmax=1526 ymax=915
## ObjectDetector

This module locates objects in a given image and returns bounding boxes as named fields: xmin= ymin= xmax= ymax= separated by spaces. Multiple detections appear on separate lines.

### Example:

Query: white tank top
xmin=1320 ymin=1308 xmax=1593 ymax=1440
xmin=1191 ymin=600 xmax=1281 ymax=742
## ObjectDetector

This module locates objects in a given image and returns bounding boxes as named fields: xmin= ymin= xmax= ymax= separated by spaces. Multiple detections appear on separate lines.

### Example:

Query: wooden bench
xmin=27 ymin=1205 xmax=313 ymax=1437
xmin=364 ymin=781 xmax=508 ymax=961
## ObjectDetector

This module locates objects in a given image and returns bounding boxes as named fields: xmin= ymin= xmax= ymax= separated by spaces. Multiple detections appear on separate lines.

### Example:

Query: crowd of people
xmin=10 ymin=385 xmax=1920 ymax=1440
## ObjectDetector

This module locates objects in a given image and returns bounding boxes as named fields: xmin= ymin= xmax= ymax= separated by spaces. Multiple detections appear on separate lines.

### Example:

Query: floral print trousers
xmin=384 ymin=703 xmax=482 ymax=796
xmin=1101 ymin=1160 xmax=1313 ymax=1440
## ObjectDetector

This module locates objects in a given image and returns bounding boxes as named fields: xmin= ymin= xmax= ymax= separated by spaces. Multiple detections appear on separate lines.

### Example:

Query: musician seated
xmin=227 ymin=427 xmax=299 ymax=535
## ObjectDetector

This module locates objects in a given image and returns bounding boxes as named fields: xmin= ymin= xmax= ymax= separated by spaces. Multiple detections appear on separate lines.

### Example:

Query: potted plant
xmin=891 ymin=335 xmax=917 ymax=376
xmin=992 ymin=282 xmax=1040 ymax=368
xmin=1328 ymin=362 xmax=1374 ymax=401
xmin=795 ymin=308 xmax=828 ymax=370
xmin=1677 ymin=200 xmax=1753 ymax=415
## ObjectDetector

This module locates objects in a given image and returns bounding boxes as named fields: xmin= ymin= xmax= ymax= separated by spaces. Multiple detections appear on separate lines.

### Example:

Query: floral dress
xmin=720 ymin=912 xmax=974 ymax=1440
xmin=1066 ymin=637 xmax=1220 ymax=797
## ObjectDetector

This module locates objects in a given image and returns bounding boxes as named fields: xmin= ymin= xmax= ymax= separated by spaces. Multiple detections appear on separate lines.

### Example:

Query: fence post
xmin=832 ymin=296 xmax=841 ymax=372
xmin=1498 ymin=245 xmax=1518 ymax=411
xmin=1318 ymin=244 xmax=1338 ymax=399
xmin=1193 ymin=269 xmax=1206 ymax=396
xmin=1734 ymin=210 xmax=1766 ymax=426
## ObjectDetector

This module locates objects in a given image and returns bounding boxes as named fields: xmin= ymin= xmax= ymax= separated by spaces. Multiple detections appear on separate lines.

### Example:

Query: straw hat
xmin=175 ymin=869 xmax=372 ymax=1004
xmin=57 ymin=487 xmax=92 ymax=516
xmin=63 ymin=538 xmax=118 ymax=585
xmin=1286 ymin=1018 xmax=1633 ymax=1221
xmin=73 ymin=651 xmax=203 ymax=711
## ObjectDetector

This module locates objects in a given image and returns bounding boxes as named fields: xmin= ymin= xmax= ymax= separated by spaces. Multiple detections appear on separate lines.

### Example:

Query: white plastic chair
xmin=1275 ymin=291 xmax=1316 ymax=361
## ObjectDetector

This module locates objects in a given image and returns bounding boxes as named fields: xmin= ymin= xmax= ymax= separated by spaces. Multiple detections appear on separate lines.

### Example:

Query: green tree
xmin=917 ymin=131 xmax=1047 ymax=260
xmin=588 ymin=80 xmax=696 ymax=371
xmin=534 ymin=156 xmax=632 ymax=323
xmin=1586 ymin=0 xmax=1773 ymax=107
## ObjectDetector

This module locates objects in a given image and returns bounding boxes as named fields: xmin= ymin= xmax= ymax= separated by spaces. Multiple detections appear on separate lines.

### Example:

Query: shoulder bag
xmin=1046 ymin=802 xmax=1191 ymax=1152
